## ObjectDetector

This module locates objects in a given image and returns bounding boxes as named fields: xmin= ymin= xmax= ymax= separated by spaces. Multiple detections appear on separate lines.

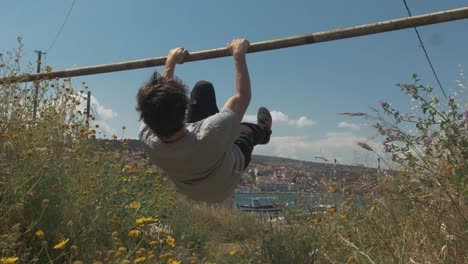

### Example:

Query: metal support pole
xmin=86 ymin=91 xmax=91 ymax=120
xmin=1 ymin=7 xmax=467 ymax=84
xmin=32 ymin=50 xmax=44 ymax=118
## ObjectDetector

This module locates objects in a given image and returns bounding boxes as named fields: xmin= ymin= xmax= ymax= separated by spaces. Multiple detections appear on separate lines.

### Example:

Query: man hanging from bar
xmin=136 ymin=39 xmax=272 ymax=203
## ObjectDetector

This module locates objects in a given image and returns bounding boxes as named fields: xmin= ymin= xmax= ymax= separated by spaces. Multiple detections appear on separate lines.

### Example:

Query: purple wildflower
xmin=448 ymin=95 xmax=455 ymax=101
xmin=378 ymin=100 xmax=388 ymax=107
xmin=426 ymin=135 xmax=433 ymax=144
xmin=459 ymin=197 xmax=465 ymax=206
xmin=384 ymin=145 xmax=393 ymax=153
xmin=388 ymin=134 xmax=396 ymax=141
xmin=403 ymin=113 xmax=411 ymax=119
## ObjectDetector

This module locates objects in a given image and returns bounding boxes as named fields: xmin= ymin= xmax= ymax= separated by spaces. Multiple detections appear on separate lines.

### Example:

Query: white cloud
xmin=270 ymin=111 xmax=289 ymax=123
xmin=338 ymin=121 xmax=361 ymax=131
xmin=90 ymin=96 xmax=118 ymax=121
xmin=242 ymin=114 xmax=257 ymax=123
xmin=289 ymin=116 xmax=316 ymax=127
xmin=242 ymin=110 xmax=316 ymax=128
xmin=253 ymin=132 xmax=383 ymax=166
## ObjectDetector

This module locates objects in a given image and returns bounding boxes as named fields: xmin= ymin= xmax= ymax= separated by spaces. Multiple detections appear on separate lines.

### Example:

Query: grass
xmin=0 ymin=41 xmax=466 ymax=263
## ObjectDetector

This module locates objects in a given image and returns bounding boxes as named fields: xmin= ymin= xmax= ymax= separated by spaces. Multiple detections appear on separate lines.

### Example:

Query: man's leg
xmin=186 ymin=81 xmax=219 ymax=123
xmin=234 ymin=107 xmax=272 ymax=169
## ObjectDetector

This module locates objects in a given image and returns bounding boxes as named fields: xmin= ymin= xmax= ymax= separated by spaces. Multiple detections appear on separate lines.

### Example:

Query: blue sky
xmin=1 ymin=0 xmax=467 ymax=165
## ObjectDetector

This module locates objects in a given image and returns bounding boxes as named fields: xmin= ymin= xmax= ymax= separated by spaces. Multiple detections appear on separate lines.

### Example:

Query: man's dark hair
xmin=136 ymin=72 xmax=189 ymax=138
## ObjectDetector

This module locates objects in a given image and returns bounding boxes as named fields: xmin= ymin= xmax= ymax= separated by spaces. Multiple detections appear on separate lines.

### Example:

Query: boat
xmin=237 ymin=197 xmax=283 ymax=213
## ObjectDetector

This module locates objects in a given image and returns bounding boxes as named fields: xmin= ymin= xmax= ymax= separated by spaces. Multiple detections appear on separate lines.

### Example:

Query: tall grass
xmin=0 ymin=40 xmax=185 ymax=263
xmin=1 ymin=41 xmax=466 ymax=263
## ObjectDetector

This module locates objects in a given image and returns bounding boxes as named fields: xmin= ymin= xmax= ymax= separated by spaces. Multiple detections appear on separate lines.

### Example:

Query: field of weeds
xmin=1 ymin=42 xmax=466 ymax=263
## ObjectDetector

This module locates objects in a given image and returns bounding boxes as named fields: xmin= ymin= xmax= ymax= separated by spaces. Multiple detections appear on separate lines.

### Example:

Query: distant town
xmin=238 ymin=155 xmax=391 ymax=194
xmin=122 ymin=139 xmax=391 ymax=194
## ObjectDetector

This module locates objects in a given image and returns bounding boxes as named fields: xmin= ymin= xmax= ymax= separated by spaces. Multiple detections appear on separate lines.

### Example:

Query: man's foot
xmin=257 ymin=107 xmax=272 ymax=144
xmin=257 ymin=107 xmax=272 ymax=128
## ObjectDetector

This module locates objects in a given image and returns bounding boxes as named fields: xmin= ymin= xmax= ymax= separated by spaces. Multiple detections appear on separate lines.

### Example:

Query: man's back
xmin=139 ymin=108 xmax=245 ymax=202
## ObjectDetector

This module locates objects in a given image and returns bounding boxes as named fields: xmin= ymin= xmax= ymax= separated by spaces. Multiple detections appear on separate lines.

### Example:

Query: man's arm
xmin=223 ymin=39 xmax=251 ymax=121
xmin=162 ymin=47 xmax=189 ymax=80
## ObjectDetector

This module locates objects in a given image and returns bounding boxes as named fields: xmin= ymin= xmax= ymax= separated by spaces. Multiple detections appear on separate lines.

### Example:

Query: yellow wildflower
xmin=229 ymin=250 xmax=236 ymax=256
xmin=136 ymin=217 xmax=158 ymax=225
xmin=327 ymin=207 xmax=336 ymax=214
xmin=117 ymin=247 xmax=127 ymax=254
xmin=73 ymin=261 xmax=83 ymax=264
xmin=112 ymin=134 xmax=117 ymax=139
xmin=328 ymin=187 xmax=336 ymax=193
xmin=35 ymin=229 xmax=44 ymax=238
xmin=0 ymin=257 xmax=19 ymax=264
xmin=420 ymin=194 xmax=431 ymax=200
xmin=70 ymin=245 xmax=78 ymax=252
xmin=129 ymin=201 xmax=141 ymax=209
xmin=120 ymin=260 xmax=131 ymax=264
xmin=445 ymin=165 xmax=453 ymax=173
xmin=190 ymin=256 xmax=199 ymax=264
xmin=53 ymin=239 xmax=69 ymax=249
xmin=347 ymin=255 xmax=356 ymax=263
xmin=128 ymin=230 xmax=141 ymax=237
xmin=166 ymin=235 xmax=176 ymax=248
xmin=159 ymin=253 xmax=172 ymax=260
xmin=41 ymin=199 xmax=49 ymax=207
xmin=134 ymin=257 xmax=146 ymax=263
xmin=148 ymin=240 xmax=157 ymax=246
xmin=168 ymin=259 xmax=181 ymax=264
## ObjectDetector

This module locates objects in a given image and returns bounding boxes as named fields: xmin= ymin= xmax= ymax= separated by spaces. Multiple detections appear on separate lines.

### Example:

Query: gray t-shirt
xmin=139 ymin=108 xmax=245 ymax=202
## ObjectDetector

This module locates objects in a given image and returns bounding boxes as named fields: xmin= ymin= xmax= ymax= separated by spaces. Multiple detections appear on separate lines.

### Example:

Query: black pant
xmin=187 ymin=81 xmax=272 ymax=169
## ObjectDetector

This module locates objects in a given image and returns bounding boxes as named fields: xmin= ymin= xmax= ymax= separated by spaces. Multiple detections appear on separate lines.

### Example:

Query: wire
xmin=402 ymin=0 xmax=448 ymax=98
xmin=90 ymin=102 xmax=101 ymax=122
xmin=47 ymin=0 xmax=78 ymax=52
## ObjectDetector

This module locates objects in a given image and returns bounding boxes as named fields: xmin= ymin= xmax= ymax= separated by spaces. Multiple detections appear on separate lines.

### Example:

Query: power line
xmin=90 ymin=102 xmax=101 ymax=122
xmin=402 ymin=0 xmax=448 ymax=98
xmin=47 ymin=0 xmax=78 ymax=52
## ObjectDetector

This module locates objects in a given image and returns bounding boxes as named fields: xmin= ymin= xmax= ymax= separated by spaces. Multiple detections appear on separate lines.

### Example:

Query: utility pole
xmin=33 ymin=50 xmax=45 ymax=119
xmin=86 ymin=91 xmax=91 ymax=120
xmin=377 ymin=158 xmax=381 ymax=181
xmin=333 ymin=159 xmax=337 ymax=181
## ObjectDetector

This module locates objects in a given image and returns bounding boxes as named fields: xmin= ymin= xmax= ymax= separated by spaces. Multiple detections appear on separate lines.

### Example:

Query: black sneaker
xmin=257 ymin=107 xmax=272 ymax=128
xmin=257 ymin=107 xmax=272 ymax=144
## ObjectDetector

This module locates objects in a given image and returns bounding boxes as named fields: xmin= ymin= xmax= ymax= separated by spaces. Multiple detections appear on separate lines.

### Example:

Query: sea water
xmin=234 ymin=192 xmax=344 ymax=211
